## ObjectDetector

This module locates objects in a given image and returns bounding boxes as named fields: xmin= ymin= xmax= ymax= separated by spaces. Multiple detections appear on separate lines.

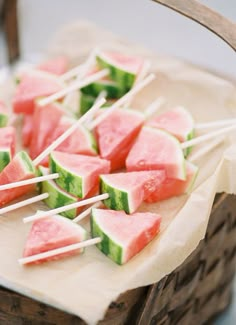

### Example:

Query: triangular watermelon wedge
xmin=96 ymin=50 xmax=144 ymax=92
xmin=37 ymin=56 xmax=69 ymax=76
xmin=45 ymin=116 xmax=97 ymax=157
xmin=0 ymin=126 xmax=16 ymax=172
xmin=145 ymin=161 xmax=198 ymax=203
xmin=0 ymin=151 xmax=36 ymax=206
xmin=39 ymin=166 xmax=98 ymax=219
xmin=95 ymin=108 xmax=144 ymax=171
xmin=100 ymin=170 xmax=165 ymax=213
xmin=126 ymin=126 xmax=186 ymax=180
xmin=91 ymin=208 xmax=161 ymax=265
xmin=13 ymin=70 xmax=64 ymax=114
xmin=50 ymin=151 xmax=110 ymax=198
xmin=29 ymin=102 xmax=65 ymax=163
xmin=147 ymin=106 xmax=195 ymax=156
xmin=23 ymin=215 xmax=87 ymax=264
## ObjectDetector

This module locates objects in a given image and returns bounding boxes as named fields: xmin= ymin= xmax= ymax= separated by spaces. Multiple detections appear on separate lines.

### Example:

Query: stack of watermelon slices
xmin=4 ymin=52 xmax=200 ymax=266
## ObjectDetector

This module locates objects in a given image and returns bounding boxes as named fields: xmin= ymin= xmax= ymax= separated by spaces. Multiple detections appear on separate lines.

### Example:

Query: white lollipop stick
xmin=88 ymin=73 xmax=155 ymax=130
xmin=73 ymin=202 xmax=102 ymax=223
xmin=18 ymin=237 xmax=102 ymax=265
xmin=60 ymin=49 xmax=97 ymax=82
xmin=33 ymin=97 xmax=106 ymax=166
xmin=189 ymin=137 xmax=225 ymax=162
xmin=196 ymin=118 xmax=236 ymax=130
xmin=38 ymin=69 xmax=109 ymax=107
xmin=23 ymin=193 xmax=109 ymax=224
xmin=0 ymin=193 xmax=49 ymax=215
xmin=0 ymin=173 xmax=59 ymax=191
xmin=144 ymin=97 xmax=166 ymax=118
xmin=181 ymin=124 xmax=236 ymax=150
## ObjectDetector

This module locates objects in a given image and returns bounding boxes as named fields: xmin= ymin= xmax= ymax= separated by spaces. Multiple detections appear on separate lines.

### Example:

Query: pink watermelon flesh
xmin=13 ymin=71 xmax=63 ymax=114
xmin=29 ymin=102 xmax=65 ymax=164
xmin=37 ymin=56 xmax=69 ymax=76
xmin=0 ymin=151 xmax=35 ymax=206
xmin=92 ymin=209 xmax=161 ymax=264
xmin=50 ymin=151 xmax=110 ymax=197
xmin=45 ymin=116 xmax=97 ymax=157
xmin=0 ymin=126 xmax=16 ymax=156
xmin=103 ymin=51 xmax=144 ymax=74
xmin=23 ymin=215 xmax=87 ymax=264
xmin=22 ymin=115 xmax=33 ymax=147
xmin=101 ymin=170 xmax=165 ymax=213
xmin=147 ymin=107 xmax=194 ymax=142
xmin=95 ymin=109 xmax=144 ymax=171
xmin=145 ymin=161 xmax=198 ymax=203
xmin=126 ymin=126 xmax=186 ymax=180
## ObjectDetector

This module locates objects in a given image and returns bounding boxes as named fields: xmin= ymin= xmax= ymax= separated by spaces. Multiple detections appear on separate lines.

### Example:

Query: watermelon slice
xmin=95 ymin=108 xmax=144 ymax=171
xmin=22 ymin=115 xmax=33 ymax=147
xmin=126 ymin=126 xmax=186 ymax=180
xmin=23 ymin=215 xmax=87 ymax=264
xmin=39 ymin=166 xmax=98 ymax=219
xmin=29 ymin=102 xmax=65 ymax=162
xmin=0 ymin=151 xmax=36 ymax=206
xmin=96 ymin=51 xmax=144 ymax=92
xmin=13 ymin=70 xmax=64 ymax=114
xmin=37 ymin=56 xmax=69 ymax=76
xmin=0 ymin=101 xmax=9 ymax=127
xmin=145 ymin=161 xmax=198 ymax=203
xmin=91 ymin=208 xmax=161 ymax=265
xmin=100 ymin=170 xmax=165 ymax=213
xmin=50 ymin=151 xmax=110 ymax=198
xmin=45 ymin=116 xmax=97 ymax=157
xmin=147 ymin=106 xmax=195 ymax=156
xmin=0 ymin=126 xmax=16 ymax=172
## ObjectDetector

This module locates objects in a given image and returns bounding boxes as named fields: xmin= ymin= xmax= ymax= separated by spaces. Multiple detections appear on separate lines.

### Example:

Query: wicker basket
xmin=0 ymin=193 xmax=235 ymax=324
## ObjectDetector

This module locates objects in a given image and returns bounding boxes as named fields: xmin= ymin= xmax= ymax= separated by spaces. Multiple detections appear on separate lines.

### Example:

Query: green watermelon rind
xmin=0 ymin=149 xmax=11 ymax=172
xmin=96 ymin=54 xmax=135 ymax=93
xmin=100 ymin=176 xmax=131 ymax=214
xmin=50 ymin=153 xmax=83 ymax=198
xmin=39 ymin=166 xmax=78 ymax=219
xmin=81 ymin=79 xmax=125 ymax=99
xmin=18 ymin=151 xmax=36 ymax=174
xmin=184 ymin=129 xmax=195 ymax=157
xmin=79 ymin=93 xmax=115 ymax=116
xmin=0 ymin=113 xmax=8 ymax=128
xmin=91 ymin=209 xmax=123 ymax=265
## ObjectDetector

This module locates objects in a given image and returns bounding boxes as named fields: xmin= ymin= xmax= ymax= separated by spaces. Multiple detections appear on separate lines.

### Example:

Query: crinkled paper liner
xmin=0 ymin=21 xmax=236 ymax=325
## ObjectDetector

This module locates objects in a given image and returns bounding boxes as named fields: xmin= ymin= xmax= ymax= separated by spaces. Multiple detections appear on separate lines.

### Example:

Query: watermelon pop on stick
xmin=19 ymin=208 xmax=161 ymax=265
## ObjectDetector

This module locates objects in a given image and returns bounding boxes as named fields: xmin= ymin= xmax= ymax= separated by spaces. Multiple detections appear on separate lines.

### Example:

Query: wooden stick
xmin=0 ymin=173 xmax=59 ymax=191
xmin=38 ymin=69 xmax=109 ymax=107
xmin=60 ymin=49 xmax=97 ymax=82
xmin=181 ymin=124 xmax=236 ymax=150
xmin=88 ymin=73 xmax=155 ymax=130
xmin=0 ymin=193 xmax=49 ymax=215
xmin=18 ymin=237 xmax=102 ymax=265
xmin=23 ymin=193 xmax=109 ymax=224
xmin=144 ymin=97 xmax=166 ymax=118
xmin=196 ymin=118 xmax=236 ymax=130
xmin=73 ymin=202 xmax=102 ymax=223
xmin=33 ymin=97 xmax=106 ymax=166
xmin=189 ymin=137 xmax=225 ymax=162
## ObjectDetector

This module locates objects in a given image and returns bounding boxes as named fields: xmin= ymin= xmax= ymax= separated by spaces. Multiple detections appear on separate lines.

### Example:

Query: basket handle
xmin=152 ymin=0 xmax=236 ymax=51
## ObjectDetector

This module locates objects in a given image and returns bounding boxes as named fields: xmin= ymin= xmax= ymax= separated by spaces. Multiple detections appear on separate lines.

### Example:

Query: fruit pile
xmin=0 ymin=50 xmax=201 ymax=266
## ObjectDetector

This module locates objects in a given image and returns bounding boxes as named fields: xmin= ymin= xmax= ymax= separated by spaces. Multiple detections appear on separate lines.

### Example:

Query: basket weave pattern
xmin=0 ymin=194 xmax=235 ymax=324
